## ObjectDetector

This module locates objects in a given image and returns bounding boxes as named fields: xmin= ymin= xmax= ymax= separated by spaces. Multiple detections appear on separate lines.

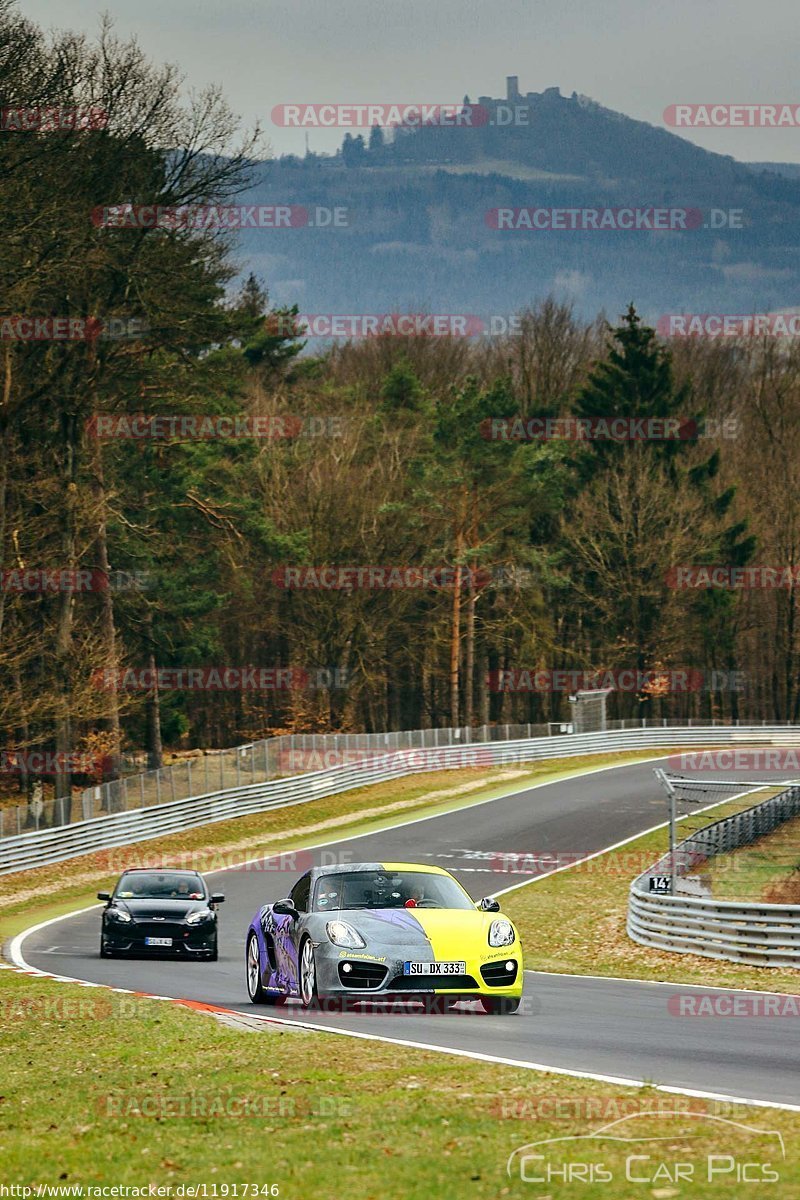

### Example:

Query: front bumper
xmin=314 ymin=944 xmax=523 ymax=999
xmin=102 ymin=919 xmax=217 ymax=956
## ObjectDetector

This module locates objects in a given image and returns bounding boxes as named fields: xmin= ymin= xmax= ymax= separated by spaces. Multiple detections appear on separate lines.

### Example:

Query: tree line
xmin=2 ymin=2 xmax=799 ymax=811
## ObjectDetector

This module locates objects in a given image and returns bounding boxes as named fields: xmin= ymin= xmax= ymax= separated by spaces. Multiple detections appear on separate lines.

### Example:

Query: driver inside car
xmin=403 ymin=882 xmax=426 ymax=908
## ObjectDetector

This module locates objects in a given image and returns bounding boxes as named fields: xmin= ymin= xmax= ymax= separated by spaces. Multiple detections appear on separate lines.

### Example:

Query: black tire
xmin=208 ymin=946 xmax=219 ymax=962
xmin=480 ymin=995 xmax=520 ymax=1015
xmin=246 ymin=933 xmax=286 ymax=1004
xmin=100 ymin=939 xmax=114 ymax=959
xmin=246 ymin=932 xmax=270 ymax=1003
xmin=299 ymin=936 xmax=320 ymax=1009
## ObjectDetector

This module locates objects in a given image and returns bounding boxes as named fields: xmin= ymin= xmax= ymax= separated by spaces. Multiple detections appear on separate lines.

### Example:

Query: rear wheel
xmin=480 ymin=995 xmax=520 ymax=1015
xmin=246 ymin=933 xmax=269 ymax=1003
xmin=246 ymin=933 xmax=286 ymax=1004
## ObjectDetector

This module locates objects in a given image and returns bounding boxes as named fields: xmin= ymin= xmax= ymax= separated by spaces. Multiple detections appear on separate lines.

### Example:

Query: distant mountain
xmin=746 ymin=162 xmax=800 ymax=180
xmin=233 ymin=80 xmax=800 ymax=329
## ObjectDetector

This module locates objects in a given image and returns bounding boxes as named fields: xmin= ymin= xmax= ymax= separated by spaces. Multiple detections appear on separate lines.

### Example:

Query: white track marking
xmin=211 ymin=1008 xmax=800 ymax=1115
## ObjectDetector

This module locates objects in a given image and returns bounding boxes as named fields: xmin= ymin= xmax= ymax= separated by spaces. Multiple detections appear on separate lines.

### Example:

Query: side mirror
xmin=272 ymin=898 xmax=299 ymax=919
xmin=97 ymin=891 xmax=111 ymax=902
xmin=211 ymin=892 xmax=225 ymax=904
xmin=478 ymin=897 xmax=501 ymax=913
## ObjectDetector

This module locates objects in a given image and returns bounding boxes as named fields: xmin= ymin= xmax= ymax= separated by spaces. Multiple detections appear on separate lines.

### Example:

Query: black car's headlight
xmin=186 ymin=908 xmax=214 ymax=925
xmin=108 ymin=907 xmax=132 ymax=923
xmin=488 ymin=919 xmax=515 ymax=947
xmin=326 ymin=920 xmax=366 ymax=949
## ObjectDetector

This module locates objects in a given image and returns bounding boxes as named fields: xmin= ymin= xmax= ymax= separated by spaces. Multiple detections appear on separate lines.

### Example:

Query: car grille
xmin=134 ymin=922 xmax=185 ymax=940
xmin=480 ymin=960 xmax=518 ymax=986
xmin=337 ymin=961 xmax=389 ymax=989
xmin=387 ymin=973 xmax=479 ymax=991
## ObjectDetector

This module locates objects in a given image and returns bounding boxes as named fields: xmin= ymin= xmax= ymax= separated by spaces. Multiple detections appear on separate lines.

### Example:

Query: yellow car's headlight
xmin=489 ymin=919 xmax=515 ymax=947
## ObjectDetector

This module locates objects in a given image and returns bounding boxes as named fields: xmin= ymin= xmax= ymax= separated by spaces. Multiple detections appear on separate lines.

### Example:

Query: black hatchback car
xmin=98 ymin=868 xmax=224 ymax=960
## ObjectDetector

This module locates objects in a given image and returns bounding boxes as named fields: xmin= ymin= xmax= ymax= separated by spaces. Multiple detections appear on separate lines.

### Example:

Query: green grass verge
xmin=693 ymin=812 xmax=800 ymax=903
xmin=1 ymin=967 xmax=799 ymax=1196
xmin=502 ymin=791 xmax=800 ymax=992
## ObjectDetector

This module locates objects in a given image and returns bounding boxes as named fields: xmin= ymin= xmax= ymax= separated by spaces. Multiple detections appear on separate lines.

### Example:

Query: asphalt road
xmin=17 ymin=757 xmax=800 ymax=1108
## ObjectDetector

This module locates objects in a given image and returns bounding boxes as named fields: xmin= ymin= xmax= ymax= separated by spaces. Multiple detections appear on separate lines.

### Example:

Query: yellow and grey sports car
xmin=245 ymin=861 xmax=523 ymax=1013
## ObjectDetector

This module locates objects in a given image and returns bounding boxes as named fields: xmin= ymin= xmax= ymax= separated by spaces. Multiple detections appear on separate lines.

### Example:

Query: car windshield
xmin=313 ymin=870 xmax=474 ymax=912
xmin=114 ymin=872 xmax=206 ymax=900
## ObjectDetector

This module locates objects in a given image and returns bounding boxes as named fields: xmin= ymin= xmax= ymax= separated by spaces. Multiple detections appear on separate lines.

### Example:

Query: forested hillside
xmin=236 ymin=86 xmax=800 ymax=318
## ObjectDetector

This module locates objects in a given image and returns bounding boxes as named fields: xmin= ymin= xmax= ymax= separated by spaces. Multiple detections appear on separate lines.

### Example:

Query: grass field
xmin=690 ymin=812 xmax=800 ymax=903
xmin=1 ymin=965 xmax=799 ymax=1198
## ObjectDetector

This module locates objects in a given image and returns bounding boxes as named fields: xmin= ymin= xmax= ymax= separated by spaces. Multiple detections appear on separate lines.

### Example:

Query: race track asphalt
xmin=16 ymin=757 xmax=800 ymax=1109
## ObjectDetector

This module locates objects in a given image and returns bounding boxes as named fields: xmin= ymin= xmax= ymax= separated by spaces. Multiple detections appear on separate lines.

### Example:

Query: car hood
xmin=112 ymin=898 xmax=207 ymax=921
xmin=331 ymin=909 xmax=431 ymax=945
xmin=332 ymin=907 xmax=505 ymax=952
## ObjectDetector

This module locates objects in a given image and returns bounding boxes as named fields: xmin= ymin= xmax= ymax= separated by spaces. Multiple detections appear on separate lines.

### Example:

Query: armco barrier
xmin=3 ymin=724 xmax=800 ymax=877
xmin=628 ymin=784 xmax=800 ymax=968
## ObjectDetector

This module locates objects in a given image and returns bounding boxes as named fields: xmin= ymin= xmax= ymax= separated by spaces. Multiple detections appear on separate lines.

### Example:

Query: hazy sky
xmin=21 ymin=0 xmax=800 ymax=162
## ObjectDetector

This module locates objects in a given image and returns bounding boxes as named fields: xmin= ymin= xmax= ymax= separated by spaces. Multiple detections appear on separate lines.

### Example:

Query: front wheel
xmin=299 ymin=937 xmax=320 ymax=1009
xmin=480 ymin=995 xmax=520 ymax=1015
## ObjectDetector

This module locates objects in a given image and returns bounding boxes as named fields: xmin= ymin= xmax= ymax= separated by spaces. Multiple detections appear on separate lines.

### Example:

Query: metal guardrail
xmin=3 ymin=723 xmax=800 ymax=876
xmin=4 ymin=716 xmax=798 ymax=839
xmin=628 ymin=785 xmax=800 ymax=968
xmin=2 ymin=722 xmax=560 ymax=838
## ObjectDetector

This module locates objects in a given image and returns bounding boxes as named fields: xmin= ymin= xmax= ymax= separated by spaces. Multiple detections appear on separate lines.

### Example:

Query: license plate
xmin=145 ymin=936 xmax=173 ymax=947
xmin=403 ymin=960 xmax=466 ymax=975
